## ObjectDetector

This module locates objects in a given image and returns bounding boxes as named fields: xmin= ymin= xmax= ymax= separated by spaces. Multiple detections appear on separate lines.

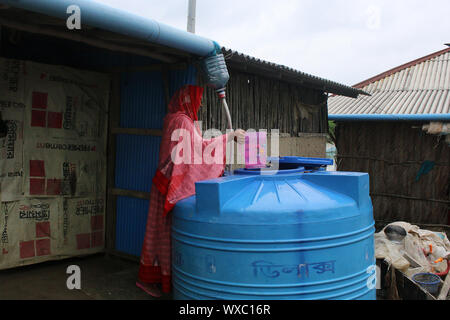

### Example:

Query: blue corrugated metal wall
xmin=115 ymin=196 xmax=150 ymax=256
xmin=114 ymin=65 xmax=197 ymax=256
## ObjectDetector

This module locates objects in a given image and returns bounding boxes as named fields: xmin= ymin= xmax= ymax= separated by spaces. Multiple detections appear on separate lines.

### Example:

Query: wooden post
xmin=438 ymin=272 xmax=450 ymax=300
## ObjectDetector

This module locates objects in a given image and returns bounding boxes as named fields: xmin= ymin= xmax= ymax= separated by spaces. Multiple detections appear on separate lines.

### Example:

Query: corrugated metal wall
xmin=114 ymin=66 xmax=197 ymax=256
xmin=115 ymin=197 xmax=149 ymax=256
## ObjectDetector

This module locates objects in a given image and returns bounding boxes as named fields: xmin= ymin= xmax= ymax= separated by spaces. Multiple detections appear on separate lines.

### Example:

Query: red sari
xmin=138 ymin=85 xmax=229 ymax=294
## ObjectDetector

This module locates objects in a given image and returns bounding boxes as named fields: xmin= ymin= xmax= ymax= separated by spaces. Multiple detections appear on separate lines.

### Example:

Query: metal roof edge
xmin=328 ymin=114 xmax=450 ymax=122
xmin=222 ymin=48 xmax=367 ymax=98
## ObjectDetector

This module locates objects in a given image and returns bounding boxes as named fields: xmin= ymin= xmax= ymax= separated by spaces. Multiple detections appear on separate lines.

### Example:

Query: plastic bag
xmin=375 ymin=222 xmax=450 ymax=274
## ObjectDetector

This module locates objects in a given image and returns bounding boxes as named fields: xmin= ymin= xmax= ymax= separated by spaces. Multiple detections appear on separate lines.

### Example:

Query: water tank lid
xmin=233 ymin=157 xmax=333 ymax=175
xmin=233 ymin=167 xmax=305 ymax=176
xmin=269 ymin=156 xmax=333 ymax=168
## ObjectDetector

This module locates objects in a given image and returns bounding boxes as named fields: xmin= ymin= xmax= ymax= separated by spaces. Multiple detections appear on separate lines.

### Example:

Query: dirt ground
xmin=0 ymin=253 xmax=171 ymax=300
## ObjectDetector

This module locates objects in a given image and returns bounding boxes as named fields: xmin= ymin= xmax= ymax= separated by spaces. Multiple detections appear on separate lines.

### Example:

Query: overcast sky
xmin=96 ymin=0 xmax=449 ymax=86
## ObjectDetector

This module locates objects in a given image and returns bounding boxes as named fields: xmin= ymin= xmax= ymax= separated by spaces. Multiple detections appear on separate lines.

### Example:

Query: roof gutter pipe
xmin=329 ymin=114 xmax=450 ymax=122
xmin=0 ymin=0 xmax=219 ymax=57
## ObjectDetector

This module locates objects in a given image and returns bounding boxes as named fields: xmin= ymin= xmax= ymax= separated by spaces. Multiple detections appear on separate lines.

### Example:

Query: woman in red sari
xmin=137 ymin=84 xmax=245 ymax=297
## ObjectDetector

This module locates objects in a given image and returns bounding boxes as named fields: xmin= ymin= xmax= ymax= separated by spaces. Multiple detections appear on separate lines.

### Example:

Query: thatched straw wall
xmin=336 ymin=121 xmax=450 ymax=226
xmin=198 ymin=70 xmax=328 ymax=135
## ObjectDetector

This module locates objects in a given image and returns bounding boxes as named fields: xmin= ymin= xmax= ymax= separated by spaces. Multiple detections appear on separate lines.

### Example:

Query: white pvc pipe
xmin=221 ymin=98 xmax=233 ymax=130
xmin=221 ymin=98 xmax=233 ymax=174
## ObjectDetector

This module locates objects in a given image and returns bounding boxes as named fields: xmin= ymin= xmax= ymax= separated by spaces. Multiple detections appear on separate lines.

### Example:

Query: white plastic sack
xmin=375 ymin=221 xmax=450 ymax=274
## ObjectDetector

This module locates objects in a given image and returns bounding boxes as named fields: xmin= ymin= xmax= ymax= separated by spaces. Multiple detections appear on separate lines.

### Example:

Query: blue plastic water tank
xmin=172 ymin=158 xmax=376 ymax=300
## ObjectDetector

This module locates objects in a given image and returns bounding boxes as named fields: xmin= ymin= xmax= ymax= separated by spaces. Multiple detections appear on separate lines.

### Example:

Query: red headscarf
xmin=168 ymin=84 xmax=203 ymax=122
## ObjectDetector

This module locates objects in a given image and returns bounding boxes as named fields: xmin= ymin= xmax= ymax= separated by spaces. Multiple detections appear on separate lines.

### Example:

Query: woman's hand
xmin=233 ymin=129 xmax=246 ymax=144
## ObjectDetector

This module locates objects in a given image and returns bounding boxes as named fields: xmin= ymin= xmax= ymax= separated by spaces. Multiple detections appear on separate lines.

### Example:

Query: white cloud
xmin=94 ymin=0 xmax=450 ymax=86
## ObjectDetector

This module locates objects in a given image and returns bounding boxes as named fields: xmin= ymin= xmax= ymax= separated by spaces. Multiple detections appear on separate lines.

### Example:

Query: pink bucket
xmin=245 ymin=132 xmax=267 ymax=169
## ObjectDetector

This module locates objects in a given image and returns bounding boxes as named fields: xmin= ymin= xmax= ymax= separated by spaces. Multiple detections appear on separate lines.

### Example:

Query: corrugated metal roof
xmin=222 ymin=48 xmax=367 ymax=98
xmin=329 ymin=47 xmax=450 ymax=116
